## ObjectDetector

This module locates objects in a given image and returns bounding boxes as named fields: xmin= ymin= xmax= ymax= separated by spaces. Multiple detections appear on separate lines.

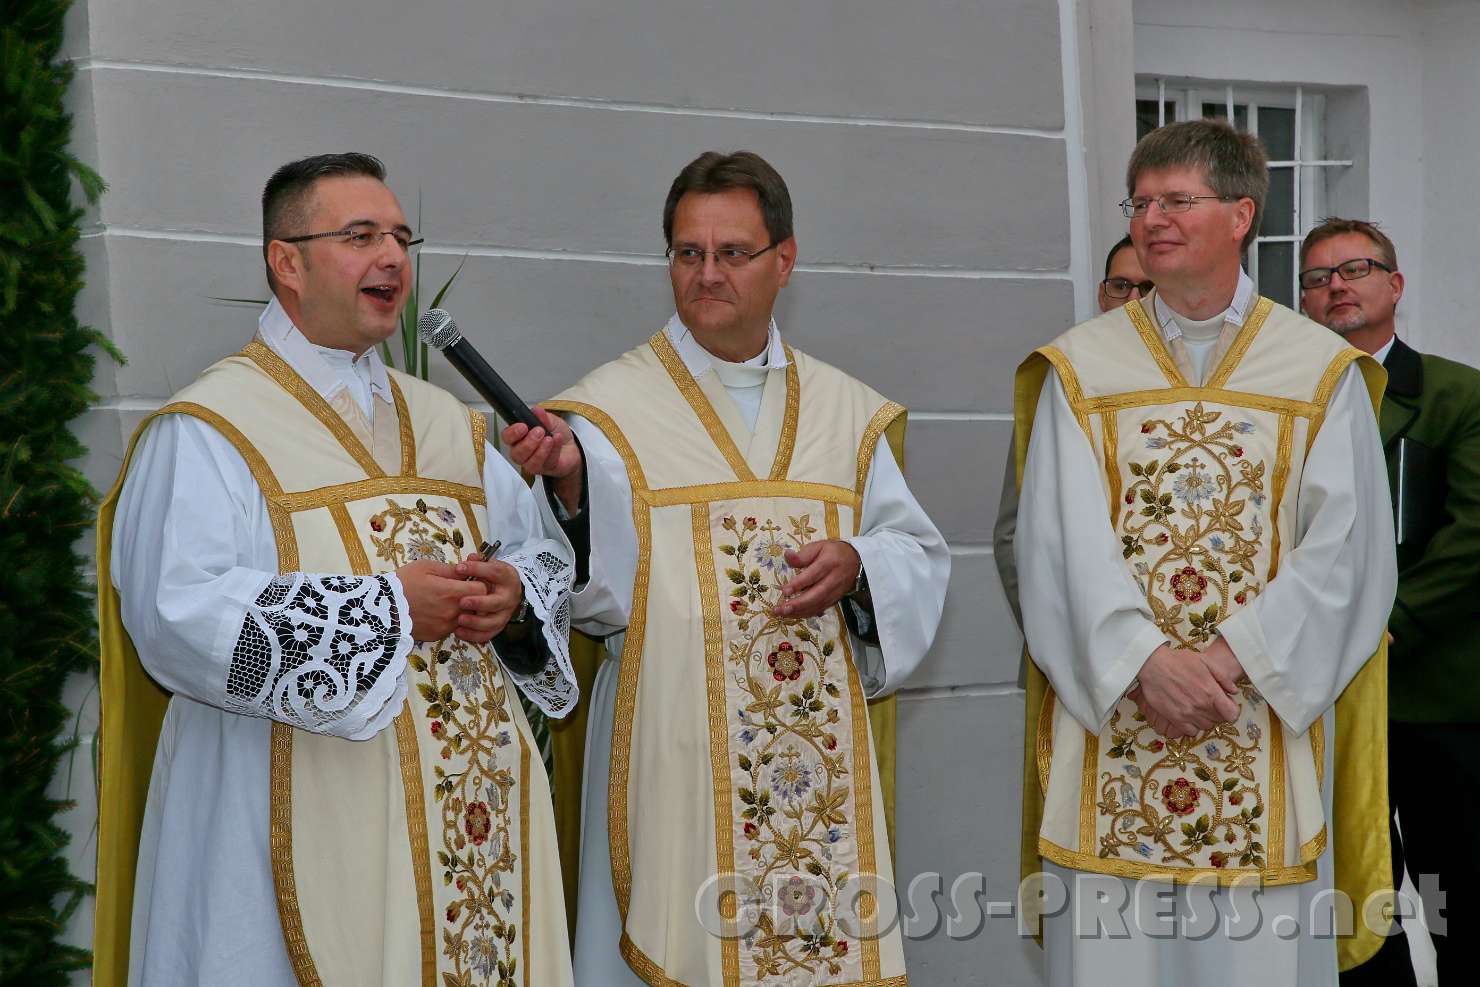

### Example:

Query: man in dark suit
xmin=1301 ymin=218 xmax=1480 ymax=986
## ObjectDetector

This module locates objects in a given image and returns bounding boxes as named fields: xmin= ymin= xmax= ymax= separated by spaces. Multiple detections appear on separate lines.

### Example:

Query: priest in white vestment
xmin=1014 ymin=121 xmax=1397 ymax=987
xmin=96 ymin=154 xmax=576 ymax=986
xmin=504 ymin=150 xmax=949 ymax=986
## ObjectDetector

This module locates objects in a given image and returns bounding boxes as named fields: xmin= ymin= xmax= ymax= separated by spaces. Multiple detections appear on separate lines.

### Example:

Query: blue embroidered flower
xmin=771 ymin=756 xmax=813 ymax=803
xmin=1204 ymin=743 xmax=1220 ymax=758
xmin=1172 ymin=466 xmax=1215 ymax=507
xmin=1246 ymin=720 xmax=1262 ymax=742
xmin=467 ymin=932 xmax=498 ymax=977
xmin=1135 ymin=842 xmax=1154 ymax=858
xmin=1251 ymin=491 xmax=1267 ymax=507
xmin=1234 ymin=421 xmax=1255 ymax=434
xmin=827 ymin=826 xmax=845 ymax=843
xmin=1125 ymin=764 xmax=1142 ymax=778
xmin=447 ymin=650 xmax=484 ymax=695
xmin=755 ymin=535 xmax=790 ymax=574
xmin=1209 ymin=534 xmax=1226 ymax=552
xmin=1146 ymin=436 xmax=1169 ymax=449
xmin=1119 ymin=782 xmax=1138 ymax=806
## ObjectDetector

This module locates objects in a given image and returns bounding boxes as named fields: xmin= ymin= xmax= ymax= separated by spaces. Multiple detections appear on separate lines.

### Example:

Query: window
xmin=1134 ymin=80 xmax=1354 ymax=309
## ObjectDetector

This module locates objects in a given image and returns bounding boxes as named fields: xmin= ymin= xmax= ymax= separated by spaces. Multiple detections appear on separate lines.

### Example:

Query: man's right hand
xmin=502 ymin=406 xmax=584 ymax=514
xmin=398 ymin=560 xmax=487 ymax=642
xmin=1130 ymin=643 xmax=1241 ymax=738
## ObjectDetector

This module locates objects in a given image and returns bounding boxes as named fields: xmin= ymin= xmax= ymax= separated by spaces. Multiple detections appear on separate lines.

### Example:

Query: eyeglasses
xmin=280 ymin=223 xmax=424 ymax=253
xmin=1101 ymin=277 xmax=1155 ymax=299
xmin=1297 ymin=257 xmax=1393 ymax=291
xmin=666 ymin=242 xmax=778 ymax=269
xmin=1119 ymin=193 xmax=1242 ymax=218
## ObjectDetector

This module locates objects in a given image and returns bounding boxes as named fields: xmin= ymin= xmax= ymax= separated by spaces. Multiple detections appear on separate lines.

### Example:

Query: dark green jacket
xmin=1381 ymin=336 xmax=1480 ymax=722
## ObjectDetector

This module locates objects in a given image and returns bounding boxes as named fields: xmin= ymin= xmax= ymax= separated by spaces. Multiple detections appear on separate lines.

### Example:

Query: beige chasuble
xmin=95 ymin=341 xmax=571 ymax=987
xmin=1014 ymin=298 xmax=1394 ymax=969
xmin=547 ymin=331 xmax=909 ymax=986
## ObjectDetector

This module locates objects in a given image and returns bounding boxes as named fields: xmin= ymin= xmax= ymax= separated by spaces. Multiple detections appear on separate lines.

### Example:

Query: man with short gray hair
xmin=1014 ymin=120 xmax=1396 ymax=985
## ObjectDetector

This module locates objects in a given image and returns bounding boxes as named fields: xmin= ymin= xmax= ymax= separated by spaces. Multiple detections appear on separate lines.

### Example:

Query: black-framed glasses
xmin=666 ymin=242 xmax=777 ymax=269
xmin=1119 ymin=193 xmax=1242 ymax=218
xmin=1297 ymin=257 xmax=1393 ymax=291
xmin=280 ymin=223 xmax=424 ymax=253
xmin=1101 ymin=277 xmax=1155 ymax=299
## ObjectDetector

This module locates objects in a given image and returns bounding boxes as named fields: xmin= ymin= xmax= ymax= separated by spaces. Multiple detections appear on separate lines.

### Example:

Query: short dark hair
xmin=261 ymin=152 xmax=387 ymax=288
xmin=1126 ymin=120 xmax=1268 ymax=252
xmin=1299 ymin=217 xmax=1398 ymax=271
xmin=662 ymin=150 xmax=794 ymax=248
xmin=1104 ymin=234 xmax=1136 ymax=280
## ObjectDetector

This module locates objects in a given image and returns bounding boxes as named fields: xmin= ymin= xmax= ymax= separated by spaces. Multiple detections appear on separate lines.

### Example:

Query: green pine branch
xmin=0 ymin=1 xmax=114 ymax=982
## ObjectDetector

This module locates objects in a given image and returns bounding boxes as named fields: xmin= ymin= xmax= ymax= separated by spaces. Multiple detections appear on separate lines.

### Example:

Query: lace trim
xmin=500 ymin=543 xmax=578 ymax=717
xmin=226 ymin=573 xmax=411 ymax=738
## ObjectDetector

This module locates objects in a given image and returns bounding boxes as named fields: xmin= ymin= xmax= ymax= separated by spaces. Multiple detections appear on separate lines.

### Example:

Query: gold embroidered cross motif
xmin=368 ymin=499 xmax=527 ymax=985
xmin=1119 ymin=402 xmax=1267 ymax=646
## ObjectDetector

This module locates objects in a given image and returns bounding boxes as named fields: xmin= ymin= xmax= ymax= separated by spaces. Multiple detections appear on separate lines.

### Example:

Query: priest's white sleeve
xmin=1215 ymin=365 xmax=1397 ymax=733
xmin=534 ymin=413 xmax=638 ymax=635
xmin=113 ymin=414 xmax=412 ymax=742
xmin=842 ymin=445 xmax=950 ymax=697
xmin=480 ymin=441 xmax=578 ymax=717
xmin=1017 ymin=374 xmax=1169 ymax=732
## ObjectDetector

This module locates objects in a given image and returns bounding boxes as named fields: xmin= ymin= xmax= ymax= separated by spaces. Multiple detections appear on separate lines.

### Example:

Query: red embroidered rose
xmin=1171 ymin=566 xmax=1207 ymax=603
xmin=835 ymin=940 xmax=849 ymax=955
xmin=464 ymin=801 xmax=492 ymax=846
xmin=370 ymin=516 xmax=386 ymax=532
xmin=1225 ymin=831 xmax=1237 ymax=843
xmin=1231 ymin=446 xmax=1243 ymax=458
xmin=1210 ymin=851 xmax=1228 ymax=868
xmin=730 ymin=600 xmax=745 ymax=614
xmin=768 ymin=642 xmax=804 ymax=681
xmin=744 ymin=822 xmax=758 ymax=838
xmin=1157 ymin=533 xmax=1169 ymax=544
xmin=1148 ymin=739 xmax=1164 ymax=752
xmin=823 ymin=735 xmax=838 ymax=751
xmin=1234 ymin=591 xmax=1247 ymax=606
xmin=1228 ymin=792 xmax=1243 ymax=806
xmin=430 ymin=720 xmax=444 ymax=738
xmin=1141 ymin=423 xmax=1154 ymax=434
xmin=1125 ymin=491 xmax=1135 ymax=504
xmin=1161 ymin=777 xmax=1200 ymax=816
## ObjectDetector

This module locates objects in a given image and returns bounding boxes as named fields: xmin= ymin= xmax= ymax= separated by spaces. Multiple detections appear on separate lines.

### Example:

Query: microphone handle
xmin=443 ymin=338 xmax=542 ymax=430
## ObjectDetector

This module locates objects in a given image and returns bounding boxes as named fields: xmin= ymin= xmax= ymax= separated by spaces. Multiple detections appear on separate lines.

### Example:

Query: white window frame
xmin=1135 ymin=79 xmax=1353 ymax=306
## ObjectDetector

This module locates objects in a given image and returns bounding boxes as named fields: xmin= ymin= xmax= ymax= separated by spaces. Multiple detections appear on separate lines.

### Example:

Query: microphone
xmin=417 ymin=309 xmax=542 ymax=430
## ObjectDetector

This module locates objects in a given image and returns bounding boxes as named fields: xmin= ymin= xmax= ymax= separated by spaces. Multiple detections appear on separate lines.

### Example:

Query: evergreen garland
xmin=0 ymin=0 xmax=113 ymax=982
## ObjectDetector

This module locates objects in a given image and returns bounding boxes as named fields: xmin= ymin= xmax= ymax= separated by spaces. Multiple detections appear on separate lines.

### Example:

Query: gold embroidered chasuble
xmin=94 ymin=342 xmax=571 ymax=987
xmin=1014 ymin=298 xmax=1393 ymax=970
xmin=545 ymin=331 xmax=908 ymax=986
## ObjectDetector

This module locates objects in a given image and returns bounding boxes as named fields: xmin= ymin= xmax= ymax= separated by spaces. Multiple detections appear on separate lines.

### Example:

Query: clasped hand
xmin=1128 ymin=637 xmax=1245 ymax=739
xmin=772 ymin=540 xmax=861 ymax=619
xmin=397 ymin=554 xmax=525 ymax=644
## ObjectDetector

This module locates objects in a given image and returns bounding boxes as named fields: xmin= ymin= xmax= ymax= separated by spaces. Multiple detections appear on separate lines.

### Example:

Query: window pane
xmin=1260 ymin=168 xmax=1295 ymax=237
xmin=1201 ymin=101 xmax=1249 ymax=131
xmin=1258 ymin=241 xmax=1294 ymax=309
xmin=1260 ymin=106 xmax=1296 ymax=161
xmin=1137 ymin=99 xmax=1176 ymax=140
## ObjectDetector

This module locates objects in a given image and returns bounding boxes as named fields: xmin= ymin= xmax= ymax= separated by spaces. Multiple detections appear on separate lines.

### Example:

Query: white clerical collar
xmin=258 ymin=296 xmax=393 ymax=407
xmin=663 ymin=314 xmax=789 ymax=382
xmin=1150 ymin=269 xmax=1256 ymax=342
xmin=1372 ymin=335 xmax=1397 ymax=366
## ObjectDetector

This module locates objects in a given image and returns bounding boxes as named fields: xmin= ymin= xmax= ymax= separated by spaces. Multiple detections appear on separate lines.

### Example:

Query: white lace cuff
xmin=225 ymin=573 xmax=413 ymax=740
xmin=500 ymin=543 xmax=578 ymax=718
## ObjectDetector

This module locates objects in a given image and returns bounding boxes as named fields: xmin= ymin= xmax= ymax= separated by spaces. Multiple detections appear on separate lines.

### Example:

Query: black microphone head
xmin=417 ymin=308 xmax=463 ymax=350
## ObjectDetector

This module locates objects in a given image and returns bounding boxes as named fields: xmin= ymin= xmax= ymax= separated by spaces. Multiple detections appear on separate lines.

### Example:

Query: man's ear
xmin=1231 ymin=198 xmax=1256 ymax=248
xmin=775 ymin=236 xmax=798 ymax=287
xmin=267 ymin=239 xmax=306 ymax=297
xmin=1389 ymin=269 xmax=1405 ymax=309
